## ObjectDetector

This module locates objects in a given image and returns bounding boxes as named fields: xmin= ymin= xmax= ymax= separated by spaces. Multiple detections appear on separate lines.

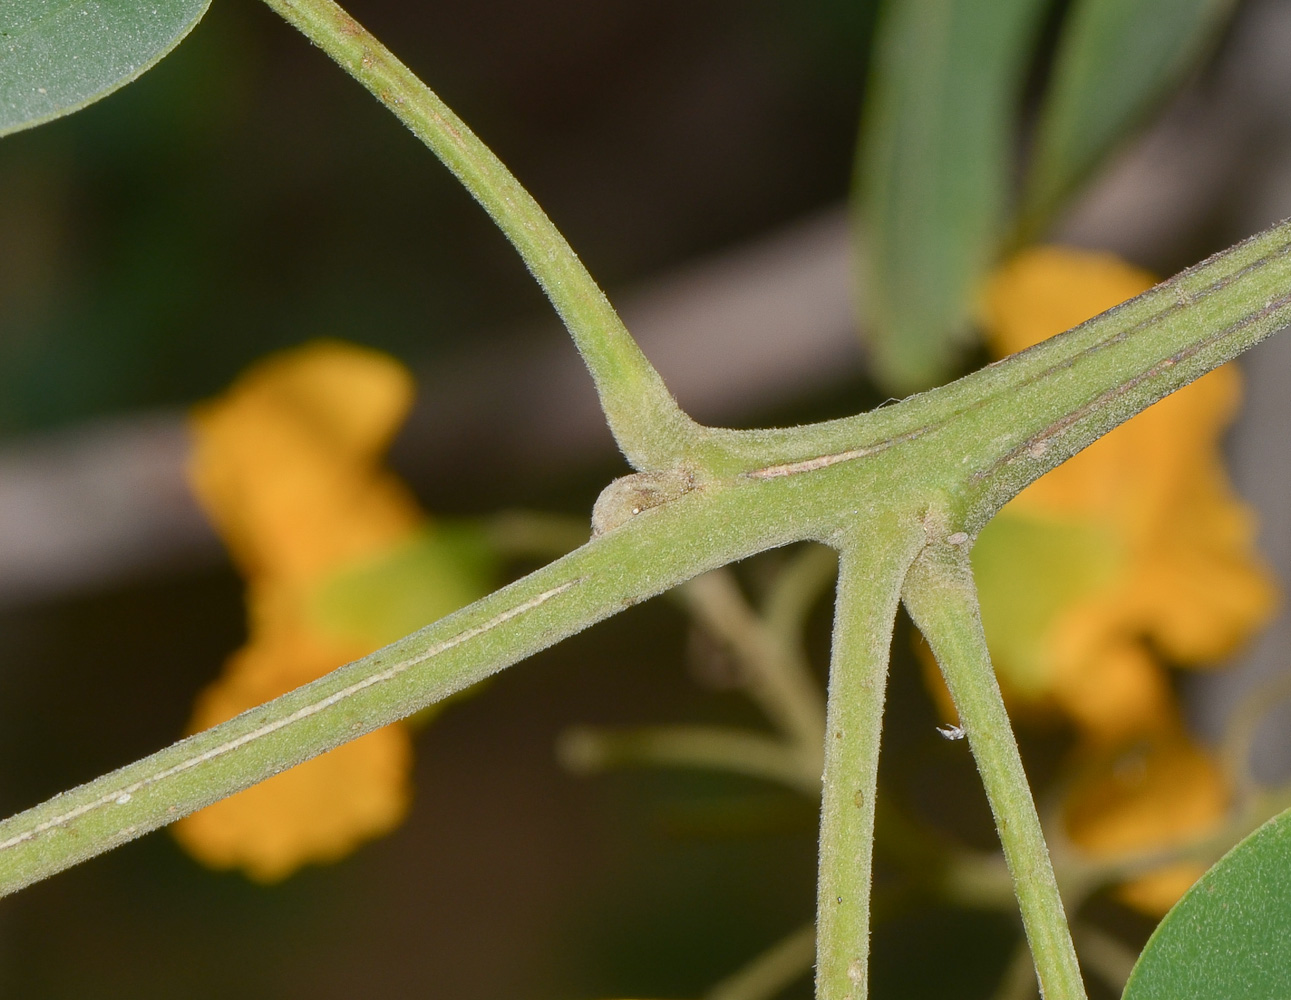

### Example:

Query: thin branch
xmin=711 ymin=219 xmax=1291 ymax=512
xmin=1073 ymin=922 xmax=1139 ymax=995
xmin=706 ymin=922 xmax=817 ymax=1000
xmin=763 ymin=543 xmax=840 ymax=640
xmin=1221 ymin=668 xmax=1291 ymax=802
xmin=678 ymin=569 xmax=827 ymax=758
xmin=814 ymin=526 xmax=924 ymax=1000
xmin=1053 ymin=782 xmax=1291 ymax=905
xmin=991 ymin=942 xmax=1040 ymax=1000
xmin=483 ymin=510 xmax=589 ymax=561
xmin=557 ymin=724 xmax=819 ymax=796
xmin=903 ymin=532 xmax=1086 ymax=1000
xmin=257 ymin=0 xmax=704 ymax=471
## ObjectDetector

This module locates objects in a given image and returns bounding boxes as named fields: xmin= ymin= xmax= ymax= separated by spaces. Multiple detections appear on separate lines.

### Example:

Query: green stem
xmin=712 ymin=219 xmax=1291 ymax=507
xmin=557 ymin=724 xmax=819 ymax=795
xmin=6 ymin=211 xmax=1291 ymax=902
xmin=815 ymin=526 xmax=924 ymax=1000
xmin=258 ymin=0 xmax=702 ymax=470
xmin=0 ymin=482 xmax=785 ymax=897
xmin=902 ymin=534 xmax=1086 ymax=1000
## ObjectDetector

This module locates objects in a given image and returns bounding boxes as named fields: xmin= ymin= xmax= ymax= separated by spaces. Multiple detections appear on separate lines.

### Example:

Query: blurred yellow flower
xmin=1062 ymin=735 xmax=1228 ymax=915
xmin=966 ymin=246 xmax=1277 ymax=914
xmin=174 ymin=341 xmax=439 ymax=882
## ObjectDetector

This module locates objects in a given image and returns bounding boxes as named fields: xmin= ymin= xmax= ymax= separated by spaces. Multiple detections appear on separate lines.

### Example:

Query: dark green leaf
xmin=0 ymin=0 xmax=211 ymax=139
xmin=1019 ymin=0 xmax=1235 ymax=237
xmin=1122 ymin=806 xmax=1291 ymax=1000
xmin=855 ymin=0 xmax=1049 ymax=392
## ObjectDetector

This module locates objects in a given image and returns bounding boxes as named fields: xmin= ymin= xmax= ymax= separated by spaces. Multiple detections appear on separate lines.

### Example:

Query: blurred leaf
xmin=1122 ymin=806 xmax=1291 ymax=1000
xmin=0 ymin=0 xmax=211 ymax=139
xmin=855 ymin=0 xmax=1049 ymax=392
xmin=1019 ymin=0 xmax=1236 ymax=237
xmin=310 ymin=522 xmax=499 ymax=648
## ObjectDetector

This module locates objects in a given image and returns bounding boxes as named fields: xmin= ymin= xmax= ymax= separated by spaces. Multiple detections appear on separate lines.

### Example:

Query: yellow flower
xmin=173 ymin=341 xmax=440 ymax=882
xmin=185 ymin=340 xmax=423 ymax=585
xmin=177 ymin=624 xmax=413 ymax=882
xmin=964 ymin=247 xmax=1277 ymax=913
xmin=1061 ymin=735 xmax=1227 ymax=916
xmin=975 ymin=247 xmax=1276 ymax=742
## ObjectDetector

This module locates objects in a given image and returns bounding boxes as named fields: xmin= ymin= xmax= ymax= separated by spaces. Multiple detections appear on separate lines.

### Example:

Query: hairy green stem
xmin=4 ymin=207 xmax=1291 ymax=909
xmin=258 ymin=0 xmax=702 ymax=470
xmin=712 ymin=218 xmax=1291 ymax=505
xmin=815 ymin=525 xmax=924 ymax=1000
xmin=0 ymin=483 xmax=787 ymax=897
xmin=903 ymin=536 xmax=1085 ymax=1000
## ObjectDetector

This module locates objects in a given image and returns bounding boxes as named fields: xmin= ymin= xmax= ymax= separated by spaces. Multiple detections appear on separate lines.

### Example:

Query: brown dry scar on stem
xmin=744 ymin=425 xmax=933 ymax=481
xmin=745 ymin=445 xmax=883 ymax=480
xmin=428 ymin=110 xmax=463 ymax=144
xmin=0 ymin=577 xmax=583 ymax=855
xmin=591 ymin=468 xmax=697 ymax=536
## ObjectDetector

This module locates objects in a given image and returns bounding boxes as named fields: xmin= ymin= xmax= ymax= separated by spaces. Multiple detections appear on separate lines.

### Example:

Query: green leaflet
xmin=0 ymin=0 xmax=211 ymax=138
xmin=855 ymin=0 xmax=1048 ymax=392
xmin=1123 ymin=806 xmax=1291 ymax=999
xmin=1019 ymin=0 xmax=1235 ymax=238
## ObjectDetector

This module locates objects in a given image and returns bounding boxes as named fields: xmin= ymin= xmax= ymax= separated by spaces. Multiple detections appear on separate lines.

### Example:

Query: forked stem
xmin=902 ymin=534 xmax=1086 ymax=1000
xmin=259 ymin=0 xmax=702 ymax=470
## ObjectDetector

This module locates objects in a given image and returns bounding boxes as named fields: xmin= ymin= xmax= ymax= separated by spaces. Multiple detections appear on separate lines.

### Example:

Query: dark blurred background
xmin=4 ymin=0 xmax=1291 ymax=996
xmin=0 ymin=0 xmax=871 ymax=449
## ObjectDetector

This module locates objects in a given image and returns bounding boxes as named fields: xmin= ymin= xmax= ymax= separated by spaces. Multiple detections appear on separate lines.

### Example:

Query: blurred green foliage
xmin=0 ymin=0 xmax=876 ymax=437
xmin=855 ymin=0 xmax=1237 ymax=390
